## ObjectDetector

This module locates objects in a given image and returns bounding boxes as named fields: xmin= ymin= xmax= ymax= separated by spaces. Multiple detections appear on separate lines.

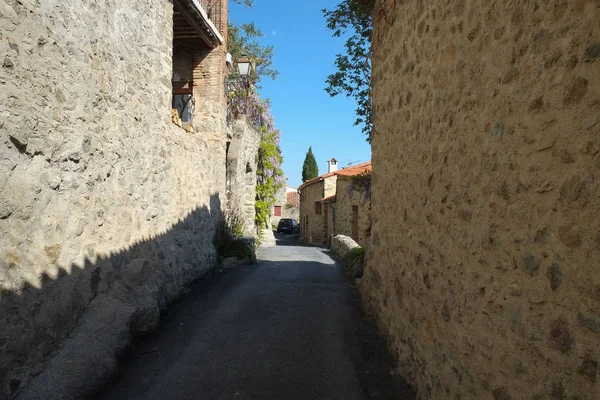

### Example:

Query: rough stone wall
xmin=282 ymin=204 xmax=299 ymax=223
xmin=332 ymin=177 xmax=371 ymax=247
xmin=0 ymin=0 xmax=226 ymax=397
xmin=331 ymin=234 xmax=361 ymax=260
xmin=270 ymin=185 xmax=299 ymax=228
xmin=299 ymin=180 xmax=325 ymax=244
xmin=227 ymin=116 xmax=260 ymax=235
xmin=270 ymin=184 xmax=287 ymax=228
xmin=324 ymin=174 xmax=337 ymax=198
xmin=365 ymin=1 xmax=600 ymax=399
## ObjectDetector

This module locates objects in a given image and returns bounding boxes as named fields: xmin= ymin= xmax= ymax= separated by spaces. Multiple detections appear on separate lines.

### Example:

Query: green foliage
xmin=347 ymin=171 xmax=371 ymax=203
xmin=228 ymin=1 xmax=284 ymax=232
xmin=231 ymin=0 xmax=253 ymax=7
xmin=301 ymin=147 xmax=319 ymax=182
xmin=255 ymin=127 xmax=284 ymax=229
xmin=323 ymin=0 xmax=374 ymax=142
xmin=345 ymin=246 xmax=365 ymax=265
xmin=214 ymin=210 xmax=245 ymax=259
xmin=343 ymin=246 xmax=365 ymax=279
xmin=228 ymin=20 xmax=278 ymax=87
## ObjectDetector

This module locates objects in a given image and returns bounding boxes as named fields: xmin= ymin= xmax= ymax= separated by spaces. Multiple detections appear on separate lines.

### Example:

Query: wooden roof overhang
xmin=173 ymin=0 xmax=223 ymax=48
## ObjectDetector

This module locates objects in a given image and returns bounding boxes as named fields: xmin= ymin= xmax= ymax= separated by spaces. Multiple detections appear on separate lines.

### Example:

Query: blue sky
xmin=229 ymin=0 xmax=371 ymax=188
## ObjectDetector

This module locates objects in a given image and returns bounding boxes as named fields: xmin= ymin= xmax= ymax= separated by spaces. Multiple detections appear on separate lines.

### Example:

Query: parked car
xmin=277 ymin=218 xmax=299 ymax=234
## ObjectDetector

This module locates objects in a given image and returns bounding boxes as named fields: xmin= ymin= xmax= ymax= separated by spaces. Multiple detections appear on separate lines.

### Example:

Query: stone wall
xmin=281 ymin=204 xmax=299 ymax=224
xmin=332 ymin=177 xmax=371 ymax=247
xmin=271 ymin=185 xmax=299 ymax=229
xmin=324 ymin=175 xmax=337 ymax=198
xmin=227 ymin=116 xmax=260 ymax=235
xmin=299 ymin=179 xmax=325 ymax=244
xmin=331 ymin=234 xmax=364 ymax=279
xmin=365 ymin=1 xmax=599 ymax=399
xmin=0 ymin=0 xmax=227 ymax=397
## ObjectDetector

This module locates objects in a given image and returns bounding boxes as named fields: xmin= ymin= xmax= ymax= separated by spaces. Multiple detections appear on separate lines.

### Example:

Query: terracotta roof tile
xmin=335 ymin=161 xmax=372 ymax=177
xmin=299 ymin=161 xmax=372 ymax=189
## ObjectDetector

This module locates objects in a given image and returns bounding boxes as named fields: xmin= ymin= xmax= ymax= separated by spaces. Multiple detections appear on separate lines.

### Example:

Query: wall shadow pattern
xmin=1 ymin=195 xmax=222 ymax=400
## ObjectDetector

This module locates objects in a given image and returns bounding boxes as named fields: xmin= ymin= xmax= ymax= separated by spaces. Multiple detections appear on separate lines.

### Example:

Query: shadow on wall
xmin=0 ymin=194 xmax=222 ymax=399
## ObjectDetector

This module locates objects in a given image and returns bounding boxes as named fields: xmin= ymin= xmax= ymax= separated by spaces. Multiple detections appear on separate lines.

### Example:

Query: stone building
xmin=271 ymin=183 xmax=300 ymax=229
xmin=325 ymin=162 xmax=371 ymax=247
xmin=365 ymin=1 xmax=599 ymax=399
xmin=299 ymin=161 xmax=371 ymax=246
xmin=0 ymin=0 xmax=243 ymax=398
xmin=226 ymin=116 xmax=261 ymax=235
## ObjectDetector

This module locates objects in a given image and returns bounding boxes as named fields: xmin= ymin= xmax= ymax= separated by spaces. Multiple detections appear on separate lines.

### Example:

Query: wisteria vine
xmin=346 ymin=172 xmax=371 ymax=204
xmin=231 ymin=90 xmax=284 ymax=229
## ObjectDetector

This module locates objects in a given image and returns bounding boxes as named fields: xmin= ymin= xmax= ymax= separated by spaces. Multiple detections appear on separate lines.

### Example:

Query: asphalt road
xmin=93 ymin=234 xmax=415 ymax=400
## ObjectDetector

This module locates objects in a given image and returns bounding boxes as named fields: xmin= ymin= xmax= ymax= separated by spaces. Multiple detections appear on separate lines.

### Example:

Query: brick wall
xmin=193 ymin=0 xmax=228 ymax=107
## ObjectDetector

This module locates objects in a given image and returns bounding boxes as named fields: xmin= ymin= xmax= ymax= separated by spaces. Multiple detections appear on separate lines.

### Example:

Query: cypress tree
xmin=301 ymin=147 xmax=319 ymax=182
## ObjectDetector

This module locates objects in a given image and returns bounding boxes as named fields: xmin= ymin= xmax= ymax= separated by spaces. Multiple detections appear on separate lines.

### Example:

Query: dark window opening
xmin=172 ymin=94 xmax=193 ymax=130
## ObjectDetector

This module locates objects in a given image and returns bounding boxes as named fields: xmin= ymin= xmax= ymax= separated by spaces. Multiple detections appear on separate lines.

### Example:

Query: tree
xmin=228 ymin=1 xmax=284 ymax=232
xmin=228 ymin=22 xmax=278 ymax=87
xmin=323 ymin=0 xmax=374 ymax=143
xmin=228 ymin=2 xmax=278 ymax=119
xmin=302 ymin=147 xmax=319 ymax=182
xmin=228 ymin=1 xmax=278 ymax=88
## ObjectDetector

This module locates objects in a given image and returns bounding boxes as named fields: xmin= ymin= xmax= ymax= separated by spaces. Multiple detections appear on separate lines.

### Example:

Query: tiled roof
xmin=321 ymin=194 xmax=336 ymax=202
xmin=298 ymin=161 xmax=372 ymax=190
xmin=335 ymin=161 xmax=372 ymax=177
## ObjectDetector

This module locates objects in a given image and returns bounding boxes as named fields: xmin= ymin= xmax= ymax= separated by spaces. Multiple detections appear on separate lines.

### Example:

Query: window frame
xmin=315 ymin=202 xmax=322 ymax=215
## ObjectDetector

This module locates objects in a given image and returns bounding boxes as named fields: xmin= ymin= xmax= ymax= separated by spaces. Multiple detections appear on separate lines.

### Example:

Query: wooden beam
xmin=173 ymin=88 xmax=193 ymax=95
xmin=173 ymin=1 xmax=218 ymax=48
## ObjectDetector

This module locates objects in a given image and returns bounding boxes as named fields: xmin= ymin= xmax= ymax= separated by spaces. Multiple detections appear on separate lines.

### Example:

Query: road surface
xmin=93 ymin=234 xmax=415 ymax=400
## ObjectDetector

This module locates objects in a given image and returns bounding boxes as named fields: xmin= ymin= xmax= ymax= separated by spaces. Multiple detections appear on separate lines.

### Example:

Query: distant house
xmin=299 ymin=159 xmax=371 ymax=246
xmin=271 ymin=180 xmax=300 ymax=228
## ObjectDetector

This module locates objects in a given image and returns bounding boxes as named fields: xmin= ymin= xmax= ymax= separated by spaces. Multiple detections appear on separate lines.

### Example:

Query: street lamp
xmin=237 ymin=54 xmax=252 ymax=78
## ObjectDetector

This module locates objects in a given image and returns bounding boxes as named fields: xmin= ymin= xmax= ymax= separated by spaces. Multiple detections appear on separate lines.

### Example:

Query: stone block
xmin=365 ymin=1 xmax=600 ymax=398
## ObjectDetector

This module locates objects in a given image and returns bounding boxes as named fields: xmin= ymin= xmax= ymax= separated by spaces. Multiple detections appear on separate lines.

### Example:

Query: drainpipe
xmin=331 ymin=202 xmax=336 ymax=245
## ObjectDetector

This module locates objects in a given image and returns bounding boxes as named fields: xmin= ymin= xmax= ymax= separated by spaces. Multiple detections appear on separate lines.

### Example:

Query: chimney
xmin=327 ymin=158 xmax=338 ymax=173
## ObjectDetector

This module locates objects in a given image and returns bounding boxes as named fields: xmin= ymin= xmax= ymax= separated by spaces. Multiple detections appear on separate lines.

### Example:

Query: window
xmin=171 ymin=42 xmax=194 ymax=132
xmin=172 ymin=94 xmax=193 ymax=131
xmin=315 ymin=202 xmax=322 ymax=215
xmin=274 ymin=205 xmax=282 ymax=217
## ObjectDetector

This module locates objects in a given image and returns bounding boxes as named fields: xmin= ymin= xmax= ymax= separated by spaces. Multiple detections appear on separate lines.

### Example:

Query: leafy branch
xmin=323 ymin=0 xmax=375 ymax=143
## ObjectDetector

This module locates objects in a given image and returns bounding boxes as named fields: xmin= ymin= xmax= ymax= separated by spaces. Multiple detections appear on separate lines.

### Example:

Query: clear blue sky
xmin=229 ymin=0 xmax=371 ymax=188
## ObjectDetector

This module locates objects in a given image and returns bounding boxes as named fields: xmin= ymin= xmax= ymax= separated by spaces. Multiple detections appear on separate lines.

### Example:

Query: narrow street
xmin=92 ymin=234 xmax=415 ymax=400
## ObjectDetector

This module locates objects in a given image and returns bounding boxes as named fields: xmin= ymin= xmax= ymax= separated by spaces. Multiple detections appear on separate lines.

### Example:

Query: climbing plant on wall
xmin=347 ymin=171 xmax=372 ymax=203
xmin=228 ymin=0 xmax=278 ymax=113
xmin=228 ymin=1 xmax=284 ymax=231
xmin=254 ymin=101 xmax=284 ymax=229
xmin=323 ymin=0 xmax=375 ymax=143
